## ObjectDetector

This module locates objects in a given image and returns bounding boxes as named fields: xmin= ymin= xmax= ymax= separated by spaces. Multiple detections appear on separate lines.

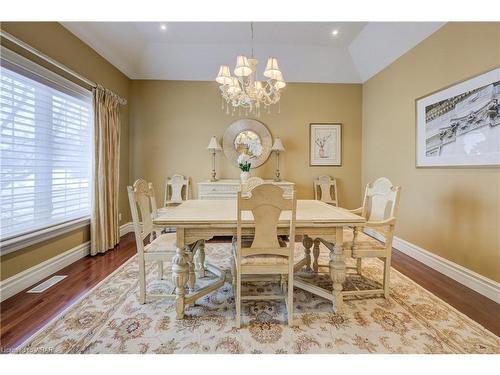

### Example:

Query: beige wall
xmin=0 ymin=22 xmax=131 ymax=280
xmin=129 ymin=80 xmax=363 ymax=209
xmin=362 ymin=22 xmax=500 ymax=282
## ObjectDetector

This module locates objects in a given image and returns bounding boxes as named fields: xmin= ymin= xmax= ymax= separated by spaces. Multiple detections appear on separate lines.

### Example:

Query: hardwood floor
xmin=1 ymin=233 xmax=498 ymax=352
xmin=0 ymin=233 xmax=137 ymax=352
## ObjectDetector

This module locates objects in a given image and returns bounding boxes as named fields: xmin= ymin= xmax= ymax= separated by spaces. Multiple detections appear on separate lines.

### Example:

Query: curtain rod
xmin=0 ymin=30 xmax=127 ymax=105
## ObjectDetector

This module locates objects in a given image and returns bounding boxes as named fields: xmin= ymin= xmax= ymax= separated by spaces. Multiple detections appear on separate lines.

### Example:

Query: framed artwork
xmin=309 ymin=123 xmax=342 ymax=166
xmin=416 ymin=67 xmax=500 ymax=167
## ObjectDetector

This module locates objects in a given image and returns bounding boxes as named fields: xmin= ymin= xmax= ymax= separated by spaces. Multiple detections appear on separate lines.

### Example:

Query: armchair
xmin=346 ymin=177 xmax=401 ymax=298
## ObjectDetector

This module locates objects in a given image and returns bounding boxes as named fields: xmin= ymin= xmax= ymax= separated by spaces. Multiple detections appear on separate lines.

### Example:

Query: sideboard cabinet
xmin=198 ymin=179 xmax=295 ymax=200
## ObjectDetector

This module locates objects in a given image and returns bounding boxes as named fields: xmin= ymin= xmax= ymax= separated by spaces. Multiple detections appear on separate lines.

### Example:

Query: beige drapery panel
xmin=90 ymin=86 xmax=121 ymax=255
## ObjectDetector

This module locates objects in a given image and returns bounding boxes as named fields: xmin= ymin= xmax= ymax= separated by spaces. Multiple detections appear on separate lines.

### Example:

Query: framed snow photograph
xmin=416 ymin=67 xmax=500 ymax=167
xmin=309 ymin=123 xmax=342 ymax=166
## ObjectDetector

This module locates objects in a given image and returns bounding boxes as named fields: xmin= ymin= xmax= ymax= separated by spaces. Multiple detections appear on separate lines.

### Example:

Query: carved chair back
xmin=128 ymin=179 xmax=156 ymax=254
xmin=148 ymin=182 xmax=159 ymax=217
xmin=164 ymin=174 xmax=190 ymax=205
xmin=362 ymin=177 xmax=401 ymax=233
xmin=237 ymin=183 xmax=296 ymax=258
xmin=314 ymin=175 xmax=338 ymax=206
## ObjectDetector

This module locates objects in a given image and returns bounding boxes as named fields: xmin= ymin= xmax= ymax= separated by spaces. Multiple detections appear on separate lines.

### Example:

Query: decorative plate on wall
xmin=223 ymin=119 xmax=272 ymax=168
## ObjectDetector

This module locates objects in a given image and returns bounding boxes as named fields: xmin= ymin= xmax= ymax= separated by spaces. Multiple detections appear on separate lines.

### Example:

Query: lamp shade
xmin=263 ymin=57 xmax=281 ymax=80
xmin=207 ymin=136 xmax=222 ymax=151
xmin=234 ymin=55 xmax=252 ymax=77
xmin=271 ymin=137 xmax=285 ymax=152
xmin=274 ymin=71 xmax=286 ymax=89
xmin=216 ymin=65 xmax=232 ymax=85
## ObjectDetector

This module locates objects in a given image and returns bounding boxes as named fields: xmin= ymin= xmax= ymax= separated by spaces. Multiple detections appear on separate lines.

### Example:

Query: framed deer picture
xmin=309 ymin=123 xmax=342 ymax=166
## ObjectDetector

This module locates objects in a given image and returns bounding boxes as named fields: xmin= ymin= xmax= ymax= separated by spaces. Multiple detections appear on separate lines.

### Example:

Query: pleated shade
xmin=234 ymin=55 xmax=252 ymax=77
xmin=263 ymin=57 xmax=281 ymax=80
xmin=215 ymin=65 xmax=232 ymax=85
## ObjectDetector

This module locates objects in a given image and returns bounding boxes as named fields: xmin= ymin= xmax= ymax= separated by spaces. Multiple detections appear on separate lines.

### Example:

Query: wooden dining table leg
xmin=187 ymin=250 xmax=196 ymax=293
xmin=330 ymin=227 xmax=346 ymax=313
xmin=195 ymin=240 xmax=206 ymax=278
xmin=312 ymin=238 xmax=321 ymax=273
xmin=172 ymin=228 xmax=189 ymax=319
xmin=302 ymin=235 xmax=313 ymax=273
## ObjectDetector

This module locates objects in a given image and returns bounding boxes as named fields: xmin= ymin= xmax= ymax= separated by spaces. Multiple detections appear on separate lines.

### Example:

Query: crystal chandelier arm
xmin=258 ymin=80 xmax=281 ymax=105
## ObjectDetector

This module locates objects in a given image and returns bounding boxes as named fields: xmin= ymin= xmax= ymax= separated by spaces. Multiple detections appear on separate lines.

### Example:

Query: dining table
xmin=153 ymin=199 xmax=366 ymax=319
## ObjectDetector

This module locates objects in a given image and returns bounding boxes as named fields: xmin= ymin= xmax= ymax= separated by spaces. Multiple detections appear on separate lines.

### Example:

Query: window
xmin=0 ymin=47 xmax=93 ymax=245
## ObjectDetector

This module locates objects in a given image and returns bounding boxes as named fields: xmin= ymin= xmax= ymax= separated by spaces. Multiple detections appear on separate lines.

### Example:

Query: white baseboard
xmin=0 ymin=241 xmax=90 ymax=302
xmin=119 ymin=222 xmax=134 ymax=237
xmin=1 ymin=223 xmax=135 ymax=303
xmin=364 ymin=228 xmax=500 ymax=304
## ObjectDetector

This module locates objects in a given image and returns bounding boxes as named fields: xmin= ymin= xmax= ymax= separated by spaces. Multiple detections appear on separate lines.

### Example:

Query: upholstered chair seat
xmin=343 ymin=233 xmax=386 ymax=257
xmin=232 ymin=236 xmax=288 ymax=266
xmin=239 ymin=255 xmax=289 ymax=266
xmin=144 ymin=232 xmax=177 ymax=253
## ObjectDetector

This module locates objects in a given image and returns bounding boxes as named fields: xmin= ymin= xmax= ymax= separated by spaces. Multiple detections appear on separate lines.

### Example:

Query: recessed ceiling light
xmin=332 ymin=29 xmax=339 ymax=36
xmin=160 ymin=24 xmax=167 ymax=31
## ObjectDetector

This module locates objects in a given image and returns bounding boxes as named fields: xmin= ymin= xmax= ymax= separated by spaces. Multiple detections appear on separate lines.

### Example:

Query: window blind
xmin=0 ymin=49 xmax=93 ymax=242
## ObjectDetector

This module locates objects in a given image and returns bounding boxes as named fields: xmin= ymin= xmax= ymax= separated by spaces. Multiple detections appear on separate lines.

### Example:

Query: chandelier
xmin=215 ymin=23 xmax=286 ymax=116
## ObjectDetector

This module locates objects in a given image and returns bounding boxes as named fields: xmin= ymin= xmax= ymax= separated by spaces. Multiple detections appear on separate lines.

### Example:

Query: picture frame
xmin=415 ymin=67 xmax=500 ymax=167
xmin=309 ymin=123 xmax=342 ymax=166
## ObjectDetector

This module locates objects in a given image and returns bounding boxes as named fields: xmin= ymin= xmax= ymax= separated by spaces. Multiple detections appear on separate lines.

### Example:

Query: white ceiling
xmin=62 ymin=22 xmax=445 ymax=83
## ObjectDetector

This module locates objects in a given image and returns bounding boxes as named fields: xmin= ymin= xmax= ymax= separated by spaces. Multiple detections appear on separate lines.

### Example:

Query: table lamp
xmin=271 ymin=137 xmax=285 ymax=181
xmin=207 ymin=136 xmax=222 ymax=181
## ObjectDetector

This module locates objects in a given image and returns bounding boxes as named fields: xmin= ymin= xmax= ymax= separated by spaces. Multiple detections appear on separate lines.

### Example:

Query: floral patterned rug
xmin=17 ymin=232 xmax=499 ymax=354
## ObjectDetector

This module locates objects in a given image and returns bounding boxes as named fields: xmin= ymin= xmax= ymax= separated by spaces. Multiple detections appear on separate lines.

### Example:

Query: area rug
xmin=17 ymin=231 xmax=499 ymax=354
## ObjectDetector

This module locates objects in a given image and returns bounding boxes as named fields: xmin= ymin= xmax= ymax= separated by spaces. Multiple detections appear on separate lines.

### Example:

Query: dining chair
xmin=164 ymin=174 xmax=190 ymax=206
xmin=148 ymin=181 xmax=171 ymax=279
xmin=314 ymin=175 xmax=338 ymax=206
xmin=128 ymin=178 xmax=177 ymax=304
xmin=345 ymin=177 xmax=401 ymax=298
xmin=232 ymin=183 xmax=297 ymax=327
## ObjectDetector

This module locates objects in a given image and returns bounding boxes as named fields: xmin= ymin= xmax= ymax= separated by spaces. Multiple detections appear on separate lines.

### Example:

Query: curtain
xmin=90 ymin=86 xmax=121 ymax=255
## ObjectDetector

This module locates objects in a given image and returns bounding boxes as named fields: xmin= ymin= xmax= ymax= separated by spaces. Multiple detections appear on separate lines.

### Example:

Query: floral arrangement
xmin=237 ymin=138 xmax=263 ymax=172
xmin=237 ymin=153 xmax=252 ymax=172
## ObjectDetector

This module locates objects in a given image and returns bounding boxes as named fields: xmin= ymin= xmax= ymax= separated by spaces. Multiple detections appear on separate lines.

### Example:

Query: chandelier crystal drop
xmin=215 ymin=23 xmax=286 ymax=116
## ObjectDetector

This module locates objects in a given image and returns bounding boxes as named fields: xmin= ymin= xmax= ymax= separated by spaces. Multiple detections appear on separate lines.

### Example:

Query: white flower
xmin=244 ymin=138 xmax=262 ymax=158
xmin=237 ymin=153 xmax=251 ymax=164
xmin=248 ymin=140 xmax=263 ymax=157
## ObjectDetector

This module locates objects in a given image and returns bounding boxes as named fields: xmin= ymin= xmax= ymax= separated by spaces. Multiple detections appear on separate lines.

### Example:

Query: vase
xmin=240 ymin=171 xmax=250 ymax=182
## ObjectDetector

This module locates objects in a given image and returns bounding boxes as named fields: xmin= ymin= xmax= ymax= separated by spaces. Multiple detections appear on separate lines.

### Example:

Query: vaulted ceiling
xmin=62 ymin=22 xmax=445 ymax=83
